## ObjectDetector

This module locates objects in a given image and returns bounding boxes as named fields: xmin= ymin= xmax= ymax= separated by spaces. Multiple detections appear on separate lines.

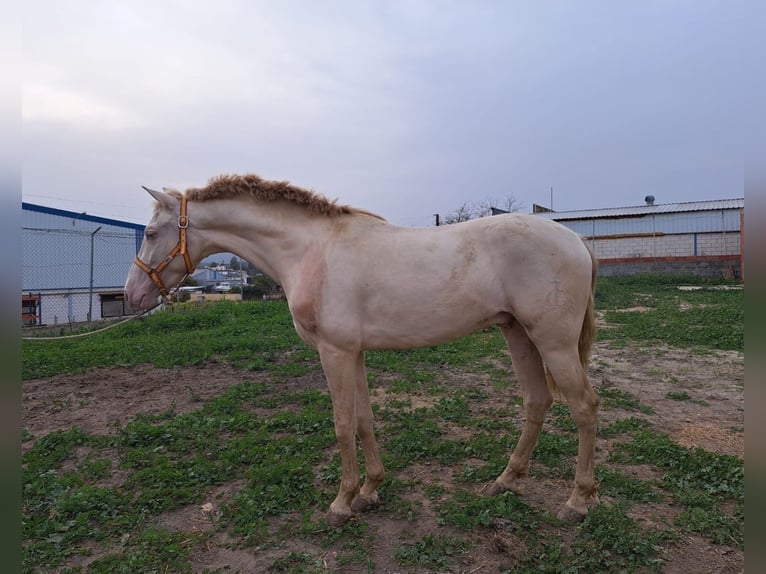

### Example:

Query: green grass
xmin=394 ymin=533 xmax=470 ymax=571
xmin=595 ymin=274 xmax=743 ymax=351
xmin=599 ymin=387 xmax=655 ymax=414
xmin=21 ymin=276 xmax=744 ymax=572
xmin=22 ymin=301 xmax=313 ymax=379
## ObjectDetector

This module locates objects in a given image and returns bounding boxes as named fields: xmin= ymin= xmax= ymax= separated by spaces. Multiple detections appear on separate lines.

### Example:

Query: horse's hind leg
xmin=351 ymin=352 xmax=385 ymax=513
xmin=541 ymin=347 xmax=600 ymax=523
xmin=488 ymin=321 xmax=552 ymax=495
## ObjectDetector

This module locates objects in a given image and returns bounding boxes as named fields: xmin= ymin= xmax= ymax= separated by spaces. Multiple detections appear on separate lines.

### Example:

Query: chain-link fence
xmin=22 ymin=204 xmax=144 ymax=329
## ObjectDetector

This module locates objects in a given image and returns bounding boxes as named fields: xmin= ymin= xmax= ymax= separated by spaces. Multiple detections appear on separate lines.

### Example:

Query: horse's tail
xmin=545 ymin=239 xmax=598 ymax=400
xmin=578 ymin=240 xmax=598 ymax=369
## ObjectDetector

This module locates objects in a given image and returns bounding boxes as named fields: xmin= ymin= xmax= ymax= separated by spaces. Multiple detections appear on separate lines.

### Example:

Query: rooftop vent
xmin=644 ymin=195 xmax=655 ymax=205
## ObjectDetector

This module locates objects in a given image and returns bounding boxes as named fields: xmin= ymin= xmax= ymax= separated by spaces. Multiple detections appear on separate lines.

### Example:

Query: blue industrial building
xmin=22 ymin=203 xmax=145 ymax=325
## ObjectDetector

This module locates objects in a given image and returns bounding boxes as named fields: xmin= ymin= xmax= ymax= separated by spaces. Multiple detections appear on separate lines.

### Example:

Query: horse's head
xmin=124 ymin=187 xmax=195 ymax=310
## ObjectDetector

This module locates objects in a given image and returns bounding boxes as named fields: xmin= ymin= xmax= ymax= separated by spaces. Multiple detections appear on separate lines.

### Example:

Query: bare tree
xmin=441 ymin=202 xmax=481 ymax=224
xmin=481 ymin=195 xmax=525 ymax=215
xmin=441 ymin=194 xmax=524 ymax=224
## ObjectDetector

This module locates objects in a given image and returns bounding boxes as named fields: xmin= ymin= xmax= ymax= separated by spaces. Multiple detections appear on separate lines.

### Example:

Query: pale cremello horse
xmin=124 ymin=174 xmax=600 ymax=526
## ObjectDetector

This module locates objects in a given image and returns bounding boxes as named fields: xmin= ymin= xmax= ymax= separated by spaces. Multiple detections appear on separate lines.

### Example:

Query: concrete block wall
xmin=590 ymin=232 xmax=740 ymax=259
xmin=696 ymin=233 xmax=740 ymax=256
xmin=589 ymin=231 xmax=742 ymax=279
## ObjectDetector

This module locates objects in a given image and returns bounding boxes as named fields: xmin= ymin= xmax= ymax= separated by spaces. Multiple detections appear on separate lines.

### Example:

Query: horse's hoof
xmin=485 ymin=481 xmax=510 ymax=496
xmin=326 ymin=509 xmax=354 ymax=528
xmin=485 ymin=480 xmax=521 ymax=497
xmin=350 ymin=493 xmax=379 ymax=513
xmin=556 ymin=503 xmax=587 ymax=524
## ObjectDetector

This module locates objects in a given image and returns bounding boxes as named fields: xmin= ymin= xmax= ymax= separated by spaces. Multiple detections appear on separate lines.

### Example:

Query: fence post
xmin=88 ymin=226 xmax=102 ymax=321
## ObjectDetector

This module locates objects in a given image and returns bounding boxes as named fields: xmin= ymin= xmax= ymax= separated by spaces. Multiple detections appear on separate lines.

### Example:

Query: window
xmin=100 ymin=293 xmax=132 ymax=318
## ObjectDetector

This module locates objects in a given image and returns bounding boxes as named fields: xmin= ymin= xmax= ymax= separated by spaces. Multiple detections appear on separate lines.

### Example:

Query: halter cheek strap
xmin=133 ymin=196 xmax=194 ymax=297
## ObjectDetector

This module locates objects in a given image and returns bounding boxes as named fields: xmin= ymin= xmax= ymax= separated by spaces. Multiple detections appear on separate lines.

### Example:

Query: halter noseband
xmin=133 ymin=195 xmax=194 ymax=298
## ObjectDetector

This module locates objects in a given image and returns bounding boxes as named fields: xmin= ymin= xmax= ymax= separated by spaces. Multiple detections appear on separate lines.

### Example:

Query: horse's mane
xmin=175 ymin=173 xmax=385 ymax=220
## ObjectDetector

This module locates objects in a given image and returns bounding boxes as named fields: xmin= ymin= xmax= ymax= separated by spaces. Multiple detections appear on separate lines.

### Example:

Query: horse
xmin=124 ymin=173 xmax=600 ymax=526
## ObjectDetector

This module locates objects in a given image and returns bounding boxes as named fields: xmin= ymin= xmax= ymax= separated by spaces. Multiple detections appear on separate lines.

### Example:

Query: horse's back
xmin=311 ymin=213 xmax=592 ymax=350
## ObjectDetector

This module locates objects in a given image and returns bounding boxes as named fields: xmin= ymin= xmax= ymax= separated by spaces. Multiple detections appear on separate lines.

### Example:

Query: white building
xmin=533 ymin=197 xmax=744 ymax=280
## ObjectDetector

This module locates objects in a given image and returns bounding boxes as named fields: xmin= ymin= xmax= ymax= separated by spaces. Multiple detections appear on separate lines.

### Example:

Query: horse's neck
xmin=192 ymin=197 xmax=329 ymax=285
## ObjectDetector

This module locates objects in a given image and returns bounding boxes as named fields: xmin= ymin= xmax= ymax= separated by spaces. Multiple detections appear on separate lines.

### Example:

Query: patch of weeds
xmin=674 ymin=487 xmax=743 ymax=547
xmin=264 ymin=407 xmax=334 ymax=436
xmin=530 ymin=430 xmax=577 ymax=477
xmin=377 ymin=477 xmax=422 ymax=521
xmin=456 ymin=462 xmax=502 ymax=484
xmin=568 ymin=502 xmax=673 ymax=573
xmin=599 ymin=416 xmax=651 ymax=437
xmin=316 ymin=453 xmax=342 ymax=486
xmin=492 ymin=377 xmax=513 ymax=392
xmin=84 ymin=526 xmax=204 ymax=573
xmin=676 ymin=504 xmax=743 ymax=548
xmin=128 ymin=454 xmax=225 ymax=513
xmin=665 ymin=390 xmax=692 ymax=401
xmin=296 ymin=514 xmax=372 ymax=569
xmin=438 ymin=490 xmax=543 ymax=533
xmin=390 ymin=371 xmax=437 ymax=393
xmin=307 ymin=514 xmax=369 ymax=545
xmin=382 ymin=495 xmax=422 ymax=522
xmin=23 ymin=484 xmax=136 ymax=569
xmin=382 ymin=408 xmax=443 ymax=469
xmin=225 ymin=460 xmax=322 ymax=544
xmin=381 ymin=397 xmax=412 ymax=410
xmin=504 ymin=539 xmax=570 ymax=573
xmin=394 ymin=533 xmax=470 ymax=571
xmin=268 ymin=551 xmax=325 ymax=573
xmin=609 ymin=431 xmax=743 ymax=499
xmin=202 ymin=380 xmax=273 ymax=416
xmin=433 ymin=394 xmax=471 ymax=424
xmin=23 ymin=301 xmax=310 ymax=379
xmin=596 ymin=467 xmax=662 ymax=503
xmin=23 ymin=429 xmax=127 ymax=569
xmin=599 ymin=387 xmax=654 ymax=414
xmin=424 ymin=484 xmax=446 ymax=501
xmin=455 ymin=433 xmax=516 ymax=484
xmin=665 ymin=390 xmax=709 ymax=406
xmin=80 ymin=456 xmax=113 ymax=482
xmin=593 ymin=275 xmax=743 ymax=352
xmin=548 ymin=403 xmax=577 ymax=432
xmin=471 ymin=408 xmax=515 ymax=430
xmin=23 ymin=427 xmax=92 ymax=471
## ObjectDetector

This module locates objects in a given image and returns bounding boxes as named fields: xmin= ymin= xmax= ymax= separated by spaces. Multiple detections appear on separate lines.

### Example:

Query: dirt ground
xmin=22 ymin=341 xmax=744 ymax=573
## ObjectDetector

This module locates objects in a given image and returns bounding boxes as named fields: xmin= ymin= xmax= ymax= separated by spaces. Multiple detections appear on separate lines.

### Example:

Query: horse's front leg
xmin=350 ymin=352 xmax=385 ymax=513
xmin=319 ymin=345 xmax=361 ymax=526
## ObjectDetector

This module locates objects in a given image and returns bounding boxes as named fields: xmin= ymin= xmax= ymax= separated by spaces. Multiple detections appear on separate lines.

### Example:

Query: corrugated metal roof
xmin=534 ymin=198 xmax=744 ymax=221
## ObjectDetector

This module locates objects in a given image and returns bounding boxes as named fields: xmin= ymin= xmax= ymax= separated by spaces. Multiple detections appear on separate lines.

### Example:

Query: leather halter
xmin=133 ymin=195 xmax=194 ymax=297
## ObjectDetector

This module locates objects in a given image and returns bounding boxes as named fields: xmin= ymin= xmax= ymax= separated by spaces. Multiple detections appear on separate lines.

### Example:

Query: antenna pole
xmin=550 ymin=187 xmax=553 ymax=210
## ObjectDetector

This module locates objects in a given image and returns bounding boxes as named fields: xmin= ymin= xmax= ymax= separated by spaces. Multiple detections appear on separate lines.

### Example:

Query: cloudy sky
xmin=22 ymin=1 xmax=743 ymax=227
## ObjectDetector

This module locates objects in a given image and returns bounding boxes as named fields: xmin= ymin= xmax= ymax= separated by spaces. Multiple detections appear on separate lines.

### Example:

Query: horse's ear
xmin=142 ymin=185 xmax=177 ymax=210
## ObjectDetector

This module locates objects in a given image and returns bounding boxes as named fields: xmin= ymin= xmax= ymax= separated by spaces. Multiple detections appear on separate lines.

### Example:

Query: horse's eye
xmin=145 ymin=229 xmax=157 ymax=240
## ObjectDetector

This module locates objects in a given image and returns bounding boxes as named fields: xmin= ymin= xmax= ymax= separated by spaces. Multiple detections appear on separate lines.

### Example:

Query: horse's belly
xmin=359 ymin=300 xmax=506 ymax=350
